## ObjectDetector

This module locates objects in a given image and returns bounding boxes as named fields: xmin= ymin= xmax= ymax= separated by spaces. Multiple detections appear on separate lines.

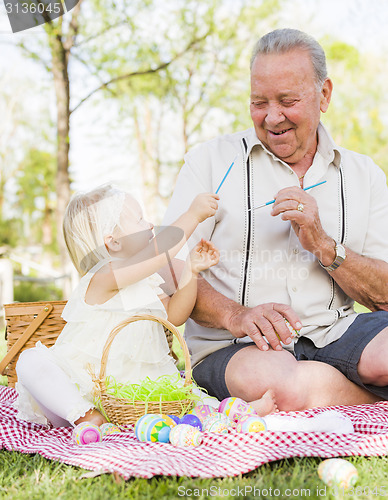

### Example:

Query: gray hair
xmin=250 ymin=29 xmax=327 ymax=89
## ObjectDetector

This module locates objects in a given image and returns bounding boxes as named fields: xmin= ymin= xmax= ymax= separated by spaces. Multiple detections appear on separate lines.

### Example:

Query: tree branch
xmin=63 ymin=0 xmax=84 ymax=52
xmin=70 ymin=31 xmax=210 ymax=115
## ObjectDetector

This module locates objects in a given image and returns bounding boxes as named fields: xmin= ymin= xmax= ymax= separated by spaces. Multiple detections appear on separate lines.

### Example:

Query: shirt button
xmin=292 ymin=286 xmax=297 ymax=292
xmin=293 ymin=248 xmax=299 ymax=254
xmin=289 ymin=170 xmax=294 ymax=175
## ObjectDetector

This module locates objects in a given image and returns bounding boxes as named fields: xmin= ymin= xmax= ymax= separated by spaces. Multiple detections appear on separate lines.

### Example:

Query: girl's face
xmin=113 ymin=195 xmax=154 ymax=257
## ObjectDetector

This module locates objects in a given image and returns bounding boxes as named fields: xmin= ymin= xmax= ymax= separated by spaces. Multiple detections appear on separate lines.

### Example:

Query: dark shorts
xmin=192 ymin=311 xmax=388 ymax=401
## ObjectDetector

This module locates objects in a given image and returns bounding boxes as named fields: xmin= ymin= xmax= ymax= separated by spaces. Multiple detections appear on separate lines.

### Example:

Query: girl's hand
xmin=189 ymin=193 xmax=219 ymax=223
xmin=190 ymin=239 xmax=220 ymax=273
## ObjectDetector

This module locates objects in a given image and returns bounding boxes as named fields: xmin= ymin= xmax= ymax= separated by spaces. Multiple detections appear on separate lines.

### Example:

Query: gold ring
xmin=297 ymin=203 xmax=304 ymax=212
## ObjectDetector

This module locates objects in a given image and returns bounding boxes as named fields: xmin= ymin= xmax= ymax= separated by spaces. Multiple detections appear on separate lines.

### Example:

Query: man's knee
xmin=358 ymin=327 xmax=388 ymax=386
xmin=225 ymin=347 xmax=307 ymax=410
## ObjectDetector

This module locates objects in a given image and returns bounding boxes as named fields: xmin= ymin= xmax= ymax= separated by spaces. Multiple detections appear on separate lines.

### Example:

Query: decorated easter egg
xmin=72 ymin=422 xmax=102 ymax=445
xmin=202 ymin=412 xmax=231 ymax=433
xmin=100 ymin=423 xmax=121 ymax=436
xmin=169 ymin=424 xmax=203 ymax=447
xmin=179 ymin=414 xmax=202 ymax=431
xmin=159 ymin=414 xmax=179 ymax=427
xmin=318 ymin=459 xmax=358 ymax=489
xmin=168 ymin=414 xmax=181 ymax=425
xmin=134 ymin=414 xmax=171 ymax=443
xmin=187 ymin=405 xmax=215 ymax=423
xmin=236 ymin=414 xmax=267 ymax=433
xmin=218 ymin=397 xmax=257 ymax=421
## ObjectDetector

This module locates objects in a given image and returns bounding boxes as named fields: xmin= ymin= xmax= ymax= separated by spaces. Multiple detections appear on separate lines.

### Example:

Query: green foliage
xmin=0 ymin=218 xmax=21 ymax=247
xmin=323 ymin=38 xmax=360 ymax=69
xmin=15 ymin=148 xmax=57 ymax=251
xmin=322 ymin=39 xmax=388 ymax=179
xmin=13 ymin=280 xmax=63 ymax=303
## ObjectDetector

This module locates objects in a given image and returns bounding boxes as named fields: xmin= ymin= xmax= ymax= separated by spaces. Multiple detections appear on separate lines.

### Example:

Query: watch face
xmin=336 ymin=243 xmax=346 ymax=260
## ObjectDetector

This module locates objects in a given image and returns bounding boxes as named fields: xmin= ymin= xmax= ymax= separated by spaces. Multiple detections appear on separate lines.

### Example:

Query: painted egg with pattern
xmin=72 ymin=422 xmax=102 ymax=445
xmin=218 ymin=397 xmax=257 ymax=421
xmin=100 ymin=423 xmax=121 ymax=436
xmin=179 ymin=414 xmax=202 ymax=431
xmin=169 ymin=424 xmax=203 ymax=447
xmin=134 ymin=414 xmax=171 ymax=443
xmin=187 ymin=404 xmax=215 ymax=422
xmin=159 ymin=414 xmax=179 ymax=427
xmin=202 ymin=412 xmax=231 ymax=433
xmin=318 ymin=459 xmax=358 ymax=489
xmin=236 ymin=414 xmax=267 ymax=433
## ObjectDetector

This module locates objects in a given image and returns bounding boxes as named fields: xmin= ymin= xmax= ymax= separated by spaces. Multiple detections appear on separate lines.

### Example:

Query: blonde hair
xmin=63 ymin=184 xmax=126 ymax=275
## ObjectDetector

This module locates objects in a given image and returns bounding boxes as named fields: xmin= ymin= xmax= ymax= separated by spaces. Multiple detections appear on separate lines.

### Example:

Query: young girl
xmin=15 ymin=185 xmax=276 ymax=429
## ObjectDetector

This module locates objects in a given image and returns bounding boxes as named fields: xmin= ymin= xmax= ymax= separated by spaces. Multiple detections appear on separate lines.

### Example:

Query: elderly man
xmin=163 ymin=29 xmax=388 ymax=410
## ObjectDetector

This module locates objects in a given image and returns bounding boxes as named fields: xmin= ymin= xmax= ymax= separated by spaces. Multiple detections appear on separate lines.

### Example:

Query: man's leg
xmin=358 ymin=325 xmax=388 ymax=386
xmin=225 ymin=345 xmax=379 ymax=412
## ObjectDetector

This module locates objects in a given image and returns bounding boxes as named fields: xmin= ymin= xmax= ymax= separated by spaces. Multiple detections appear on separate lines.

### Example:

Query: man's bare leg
xmin=225 ymin=346 xmax=380 ymax=412
xmin=358 ymin=326 xmax=388 ymax=386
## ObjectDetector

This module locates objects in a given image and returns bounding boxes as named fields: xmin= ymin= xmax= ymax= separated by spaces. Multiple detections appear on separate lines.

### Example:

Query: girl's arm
xmin=161 ymin=240 xmax=220 ymax=326
xmin=103 ymin=193 xmax=219 ymax=293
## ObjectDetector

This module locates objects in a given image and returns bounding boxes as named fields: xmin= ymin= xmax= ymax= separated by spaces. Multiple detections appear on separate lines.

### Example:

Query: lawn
xmin=1 ymin=312 xmax=388 ymax=499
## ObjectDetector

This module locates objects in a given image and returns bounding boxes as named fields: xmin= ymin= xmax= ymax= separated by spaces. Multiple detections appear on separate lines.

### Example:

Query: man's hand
xmin=271 ymin=186 xmax=335 ymax=263
xmin=225 ymin=302 xmax=302 ymax=351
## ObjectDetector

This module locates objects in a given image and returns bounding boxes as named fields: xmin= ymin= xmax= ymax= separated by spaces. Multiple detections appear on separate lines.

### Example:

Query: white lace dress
xmin=15 ymin=259 xmax=179 ymax=425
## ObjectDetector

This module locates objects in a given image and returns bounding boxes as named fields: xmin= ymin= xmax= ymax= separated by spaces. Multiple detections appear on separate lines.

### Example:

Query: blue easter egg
xmin=180 ymin=414 xmax=203 ymax=431
xmin=168 ymin=414 xmax=181 ymax=425
xmin=134 ymin=414 xmax=171 ymax=443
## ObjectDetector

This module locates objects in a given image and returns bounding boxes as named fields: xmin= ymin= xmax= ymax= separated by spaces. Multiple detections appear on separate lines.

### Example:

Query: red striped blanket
xmin=1 ymin=386 xmax=387 ymax=478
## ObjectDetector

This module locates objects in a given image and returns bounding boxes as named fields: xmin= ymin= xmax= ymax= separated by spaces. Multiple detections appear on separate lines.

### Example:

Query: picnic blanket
xmin=1 ymin=386 xmax=388 ymax=479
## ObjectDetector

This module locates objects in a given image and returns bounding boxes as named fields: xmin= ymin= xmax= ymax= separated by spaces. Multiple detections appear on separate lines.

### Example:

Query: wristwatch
xmin=319 ymin=240 xmax=346 ymax=272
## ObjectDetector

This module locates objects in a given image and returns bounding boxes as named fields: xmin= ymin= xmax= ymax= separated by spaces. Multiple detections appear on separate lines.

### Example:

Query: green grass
xmin=1 ymin=317 xmax=388 ymax=499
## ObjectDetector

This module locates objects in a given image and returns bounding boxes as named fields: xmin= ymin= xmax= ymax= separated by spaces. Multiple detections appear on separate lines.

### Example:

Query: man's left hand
xmin=271 ymin=186 xmax=335 ymax=262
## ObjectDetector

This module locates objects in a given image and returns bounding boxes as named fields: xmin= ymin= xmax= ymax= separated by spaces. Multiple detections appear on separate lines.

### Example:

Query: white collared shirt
xmin=163 ymin=123 xmax=388 ymax=367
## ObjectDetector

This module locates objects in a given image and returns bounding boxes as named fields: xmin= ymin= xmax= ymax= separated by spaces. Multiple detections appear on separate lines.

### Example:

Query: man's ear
xmin=320 ymin=78 xmax=333 ymax=113
xmin=104 ymin=235 xmax=121 ymax=253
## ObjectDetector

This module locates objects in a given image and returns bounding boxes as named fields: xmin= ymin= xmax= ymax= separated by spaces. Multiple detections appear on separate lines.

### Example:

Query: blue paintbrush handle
xmin=249 ymin=180 xmax=327 ymax=211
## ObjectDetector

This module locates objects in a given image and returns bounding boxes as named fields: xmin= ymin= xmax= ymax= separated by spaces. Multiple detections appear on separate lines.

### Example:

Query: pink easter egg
xmin=236 ymin=414 xmax=267 ymax=433
xmin=72 ymin=422 xmax=102 ymax=445
xmin=218 ymin=397 xmax=257 ymax=421
xmin=187 ymin=404 xmax=215 ymax=423
xmin=169 ymin=424 xmax=203 ymax=447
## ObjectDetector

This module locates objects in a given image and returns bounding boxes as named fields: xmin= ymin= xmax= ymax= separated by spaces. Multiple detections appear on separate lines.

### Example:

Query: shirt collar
xmin=245 ymin=122 xmax=342 ymax=168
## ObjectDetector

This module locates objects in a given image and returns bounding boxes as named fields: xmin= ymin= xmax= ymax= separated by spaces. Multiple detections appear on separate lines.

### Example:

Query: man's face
xmin=250 ymin=49 xmax=332 ymax=166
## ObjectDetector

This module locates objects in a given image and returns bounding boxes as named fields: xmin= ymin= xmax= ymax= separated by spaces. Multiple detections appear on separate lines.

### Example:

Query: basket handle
xmin=97 ymin=314 xmax=192 ymax=391
xmin=0 ymin=303 xmax=53 ymax=375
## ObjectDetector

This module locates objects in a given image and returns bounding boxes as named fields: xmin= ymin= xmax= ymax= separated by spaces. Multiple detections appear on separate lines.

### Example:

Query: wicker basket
xmin=1 ymin=301 xmax=179 ymax=389
xmin=92 ymin=313 xmax=193 ymax=426
xmin=1 ymin=301 xmax=67 ymax=387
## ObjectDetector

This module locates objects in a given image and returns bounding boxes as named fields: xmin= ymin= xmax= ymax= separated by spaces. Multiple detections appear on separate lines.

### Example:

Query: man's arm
xmin=315 ymin=239 xmax=388 ymax=311
xmin=191 ymin=276 xmax=302 ymax=352
xmin=272 ymin=186 xmax=388 ymax=311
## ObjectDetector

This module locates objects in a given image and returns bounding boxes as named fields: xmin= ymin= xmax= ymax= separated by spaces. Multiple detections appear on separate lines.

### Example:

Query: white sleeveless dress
xmin=15 ymin=259 xmax=179 ymax=424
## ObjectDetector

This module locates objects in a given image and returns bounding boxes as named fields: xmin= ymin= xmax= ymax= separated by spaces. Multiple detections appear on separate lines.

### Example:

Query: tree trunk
xmin=49 ymin=32 xmax=71 ymax=274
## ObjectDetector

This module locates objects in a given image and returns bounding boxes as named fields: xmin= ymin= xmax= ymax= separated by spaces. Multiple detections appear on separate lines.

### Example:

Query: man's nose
xmin=265 ymin=104 xmax=285 ymax=127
